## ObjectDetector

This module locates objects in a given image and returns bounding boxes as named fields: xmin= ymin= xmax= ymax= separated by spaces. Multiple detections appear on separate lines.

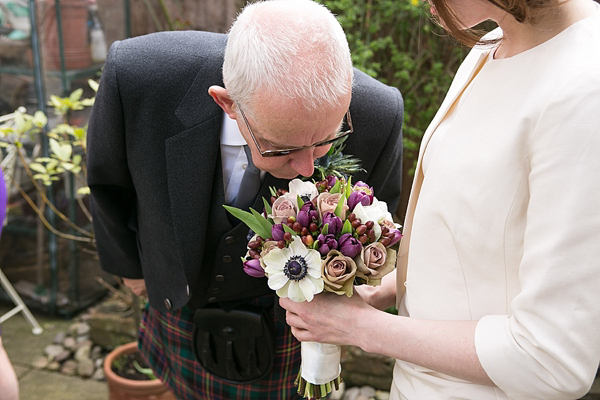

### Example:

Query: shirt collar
xmin=220 ymin=111 xmax=248 ymax=146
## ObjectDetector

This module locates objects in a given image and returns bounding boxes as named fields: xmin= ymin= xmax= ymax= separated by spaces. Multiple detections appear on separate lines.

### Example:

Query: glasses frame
xmin=237 ymin=106 xmax=354 ymax=157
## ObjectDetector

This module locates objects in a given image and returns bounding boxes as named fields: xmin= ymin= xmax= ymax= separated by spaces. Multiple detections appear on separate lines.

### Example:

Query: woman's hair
xmin=222 ymin=0 xmax=353 ymax=114
xmin=431 ymin=0 xmax=559 ymax=46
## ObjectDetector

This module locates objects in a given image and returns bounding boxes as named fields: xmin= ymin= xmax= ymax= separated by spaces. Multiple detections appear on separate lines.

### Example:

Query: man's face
xmin=239 ymin=91 xmax=352 ymax=179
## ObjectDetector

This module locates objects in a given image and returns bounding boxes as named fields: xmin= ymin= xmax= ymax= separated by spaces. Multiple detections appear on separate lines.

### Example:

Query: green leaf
xmin=297 ymin=195 xmax=304 ymax=209
xmin=269 ymin=186 xmax=277 ymax=197
xmin=250 ymin=208 xmax=274 ymax=239
xmin=330 ymin=179 xmax=341 ymax=194
xmin=29 ymin=162 xmax=47 ymax=174
xmin=81 ymin=98 xmax=95 ymax=106
xmin=69 ymin=88 xmax=83 ymax=103
xmin=49 ymin=138 xmax=72 ymax=160
xmin=88 ymin=79 xmax=99 ymax=92
xmin=77 ymin=187 xmax=90 ymax=195
xmin=223 ymin=205 xmax=271 ymax=239
xmin=282 ymin=224 xmax=298 ymax=237
xmin=32 ymin=111 xmax=48 ymax=128
xmin=341 ymin=219 xmax=353 ymax=235
xmin=262 ymin=197 xmax=272 ymax=216
xmin=334 ymin=195 xmax=346 ymax=218
xmin=321 ymin=223 xmax=329 ymax=236
xmin=345 ymin=176 xmax=353 ymax=198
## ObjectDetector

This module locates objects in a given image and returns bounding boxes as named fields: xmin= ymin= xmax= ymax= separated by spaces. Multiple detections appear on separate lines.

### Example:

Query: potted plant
xmin=104 ymin=341 xmax=176 ymax=400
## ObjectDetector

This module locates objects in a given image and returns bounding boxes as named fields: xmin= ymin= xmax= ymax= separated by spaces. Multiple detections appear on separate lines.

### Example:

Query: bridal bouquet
xmin=225 ymin=176 xmax=401 ymax=399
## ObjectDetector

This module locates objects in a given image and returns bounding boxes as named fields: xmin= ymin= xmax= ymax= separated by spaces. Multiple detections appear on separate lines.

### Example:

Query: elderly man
xmin=87 ymin=0 xmax=403 ymax=398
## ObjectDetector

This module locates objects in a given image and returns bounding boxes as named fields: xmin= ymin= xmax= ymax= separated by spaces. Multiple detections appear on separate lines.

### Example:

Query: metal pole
xmin=28 ymin=0 xmax=59 ymax=315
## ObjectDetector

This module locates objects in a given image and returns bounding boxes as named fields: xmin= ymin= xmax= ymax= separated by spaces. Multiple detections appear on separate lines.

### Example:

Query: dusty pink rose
xmin=259 ymin=240 xmax=279 ymax=270
xmin=321 ymin=250 xmax=357 ymax=297
xmin=316 ymin=192 xmax=348 ymax=220
xmin=268 ymin=194 xmax=298 ymax=224
xmin=355 ymin=242 xmax=396 ymax=286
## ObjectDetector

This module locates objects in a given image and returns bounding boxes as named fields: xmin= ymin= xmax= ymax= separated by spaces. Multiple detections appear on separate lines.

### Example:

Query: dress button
xmin=164 ymin=298 xmax=172 ymax=310
xmin=225 ymin=236 xmax=236 ymax=245
xmin=211 ymin=287 xmax=221 ymax=294
xmin=222 ymin=255 xmax=232 ymax=263
xmin=208 ymin=297 xmax=218 ymax=303
xmin=215 ymin=275 xmax=225 ymax=282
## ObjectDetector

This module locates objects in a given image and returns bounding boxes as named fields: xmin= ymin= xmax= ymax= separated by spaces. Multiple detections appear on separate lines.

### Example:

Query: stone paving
xmin=1 ymin=302 xmax=599 ymax=400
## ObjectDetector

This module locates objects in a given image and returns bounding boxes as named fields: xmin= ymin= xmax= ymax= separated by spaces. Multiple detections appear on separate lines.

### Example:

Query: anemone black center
xmin=284 ymin=255 xmax=308 ymax=281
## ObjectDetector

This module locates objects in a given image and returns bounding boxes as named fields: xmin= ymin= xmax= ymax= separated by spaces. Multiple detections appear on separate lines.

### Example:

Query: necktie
xmin=232 ymin=145 xmax=261 ymax=211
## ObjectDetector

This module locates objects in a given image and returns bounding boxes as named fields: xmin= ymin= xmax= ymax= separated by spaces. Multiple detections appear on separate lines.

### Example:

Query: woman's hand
xmin=280 ymin=292 xmax=373 ymax=347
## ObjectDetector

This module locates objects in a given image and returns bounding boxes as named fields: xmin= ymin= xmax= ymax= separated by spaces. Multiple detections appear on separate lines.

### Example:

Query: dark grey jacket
xmin=87 ymin=31 xmax=403 ymax=313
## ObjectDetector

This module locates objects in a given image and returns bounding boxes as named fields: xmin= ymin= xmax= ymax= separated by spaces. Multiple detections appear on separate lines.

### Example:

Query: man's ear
xmin=208 ymin=86 xmax=237 ymax=120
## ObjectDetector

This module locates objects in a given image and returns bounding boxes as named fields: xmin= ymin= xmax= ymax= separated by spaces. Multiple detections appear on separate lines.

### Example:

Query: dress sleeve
xmin=87 ymin=41 xmax=142 ymax=279
xmin=475 ymin=66 xmax=600 ymax=399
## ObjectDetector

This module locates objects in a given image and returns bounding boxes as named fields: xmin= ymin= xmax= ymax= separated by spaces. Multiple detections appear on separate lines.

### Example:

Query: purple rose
xmin=322 ymin=212 xmax=342 ymax=236
xmin=243 ymin=258 xmax=265 ymax=278
xmin=347 ymin=191 xmax=372 ymax=211
xmin=338 ymin=233 xmax=362 ymax=258
xmin=317 ymin=233 xmax=338 ymax=256
xmin=271 ymin=224 xmax=285 ymax=241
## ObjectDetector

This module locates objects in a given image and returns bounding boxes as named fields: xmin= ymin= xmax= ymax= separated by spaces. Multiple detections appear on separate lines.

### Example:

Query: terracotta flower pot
xmin=103 ymin=342 xmax=176 ymax=400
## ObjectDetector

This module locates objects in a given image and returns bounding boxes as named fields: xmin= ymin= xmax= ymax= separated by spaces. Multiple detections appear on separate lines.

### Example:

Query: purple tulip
xmin=271 ymin=224 xmax=285 ymax=241
xmin=317 ymin=233 xmax=338 ymax=256
xmin=322 ymin=212 xmax=342 ymax=236
xmin=387 ymin=229 xmax=403 ymax=247
xmin=297 ymin=202 xmax=318 ymax=227
xmin=326 ymin=175 xmax=338 ymax=188
xmin=338 ymin=233 xmax=362 ymax=258
xmin=347 ymin=191 xmax=372 ymax=211
xmin=243 ymin=258 xmax=265 ymax=278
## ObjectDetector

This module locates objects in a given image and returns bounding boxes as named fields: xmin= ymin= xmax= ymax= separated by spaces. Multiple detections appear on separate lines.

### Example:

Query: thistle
xmin=311 ymin=137 xmax=365 ymax=181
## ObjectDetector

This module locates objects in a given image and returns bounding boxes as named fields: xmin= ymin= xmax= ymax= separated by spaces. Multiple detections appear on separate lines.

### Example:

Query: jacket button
xmin=225 ymin=236 xmax=236 ymax=244
xmin=222 ymin=255 xmax=232 ymax=263
xmin=208 ymin=297 xmax=218 ymax=303
xmin=164 ymin=298 xmax=172 ymax=310
xmin=211 ymin=287 xmax=221 ymax=294
xmin=215 ymin=275 xmax=225 ymax=282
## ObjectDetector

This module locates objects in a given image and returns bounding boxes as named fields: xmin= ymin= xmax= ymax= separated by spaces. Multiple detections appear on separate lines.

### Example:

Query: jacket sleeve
xmin=475 ymin=67 xmax=600 ymax=399
xmin=87 ymin=40 xmax=142 ymax=279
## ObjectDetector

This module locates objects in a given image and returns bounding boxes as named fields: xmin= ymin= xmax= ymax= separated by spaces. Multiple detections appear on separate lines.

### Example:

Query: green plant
xmin=0 ymin=80 xmax=97 ymax=244
xmin=316 ymin=0 xmax=469 ymax=219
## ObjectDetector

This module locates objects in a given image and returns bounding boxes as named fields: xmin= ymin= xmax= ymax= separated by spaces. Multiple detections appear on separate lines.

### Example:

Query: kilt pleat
xmin=138 ymin=298 xmax=305 ymax=400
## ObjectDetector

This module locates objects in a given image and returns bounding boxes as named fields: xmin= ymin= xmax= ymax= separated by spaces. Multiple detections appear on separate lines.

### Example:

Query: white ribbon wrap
xmin=300 ymin=342 xmax=342 ymax=385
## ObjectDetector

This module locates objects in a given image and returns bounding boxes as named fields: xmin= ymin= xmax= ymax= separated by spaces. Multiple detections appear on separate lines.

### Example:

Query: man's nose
xmin=289 ymin=148 xmax=316 ymax=177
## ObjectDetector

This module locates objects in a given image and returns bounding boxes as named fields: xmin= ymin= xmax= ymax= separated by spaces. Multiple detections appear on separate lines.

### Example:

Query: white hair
xmin=223 ymin=0 xmax=353 ymax=114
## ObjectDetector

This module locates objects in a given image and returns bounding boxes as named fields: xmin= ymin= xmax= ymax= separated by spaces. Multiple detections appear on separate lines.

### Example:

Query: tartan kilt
xmin=138 ymin=296 xmax=305 ymax=400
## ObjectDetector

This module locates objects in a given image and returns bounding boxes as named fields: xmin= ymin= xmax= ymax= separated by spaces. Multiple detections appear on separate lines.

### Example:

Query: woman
xmin=280 ymin=0 xmax=600 ymax=398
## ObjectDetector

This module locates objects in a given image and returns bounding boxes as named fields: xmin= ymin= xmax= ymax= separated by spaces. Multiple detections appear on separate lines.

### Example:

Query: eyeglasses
xmin=237 ymin=106 xmax=354 ymax=157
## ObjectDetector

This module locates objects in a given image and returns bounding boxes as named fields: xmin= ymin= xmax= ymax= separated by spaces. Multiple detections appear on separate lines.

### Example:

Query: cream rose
xmin=268 ymin=194 xmax=298 ymax=224
xmin=355 ymin=242 xmax=396 ymax=286
xmin=316 ymin=192 xmax=348 ymax=220
xmin=321 ymin=250 xmax=357 ymax=297
xmin=259 ymin=240 xmax=279 ymax=270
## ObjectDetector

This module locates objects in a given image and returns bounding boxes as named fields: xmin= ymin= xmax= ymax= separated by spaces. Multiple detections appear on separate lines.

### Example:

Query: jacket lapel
xmin=165 ymin=48 xmax=226 ymax=283
xmin=396 ymin=49 xmax=489 ymax=304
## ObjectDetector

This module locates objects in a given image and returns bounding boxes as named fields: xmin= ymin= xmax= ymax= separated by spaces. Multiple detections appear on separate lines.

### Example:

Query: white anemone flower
xmin=263 ymin=236 xmax=324 ymax=302
xmin=288 ymin=179 xmax=319 ymax=202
